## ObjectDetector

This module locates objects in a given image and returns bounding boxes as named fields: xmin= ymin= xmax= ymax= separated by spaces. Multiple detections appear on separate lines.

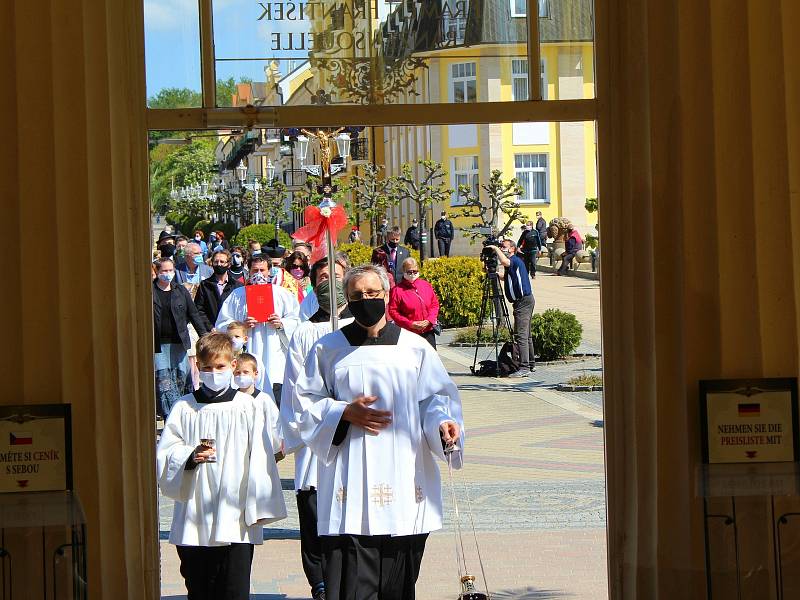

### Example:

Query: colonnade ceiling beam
xmin=200 ymin=0 xmax=217 ymax=108
xmin=527 ymin=0 xmax=542 ymax=101
xmin=146 ymin=99 xmax=597 ymax=131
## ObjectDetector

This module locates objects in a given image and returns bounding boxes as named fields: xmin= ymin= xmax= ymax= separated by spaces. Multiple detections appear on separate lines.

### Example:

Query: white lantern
xmin=336 ymin=132 xmax=351 ymax=161
xmin=297 ymin=135 xmax=309 ymax=165
xmin=235 ymin=160 xmax=247 ymax=183
xmin=266 ymin=158 xmax=276 ymax=182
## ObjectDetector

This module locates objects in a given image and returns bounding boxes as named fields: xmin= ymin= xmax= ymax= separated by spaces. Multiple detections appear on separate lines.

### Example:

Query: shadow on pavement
xmin=491 ymin=587 xmax=573 ymax=599
xmin=162 ymin=596 xmax=309 ymax=600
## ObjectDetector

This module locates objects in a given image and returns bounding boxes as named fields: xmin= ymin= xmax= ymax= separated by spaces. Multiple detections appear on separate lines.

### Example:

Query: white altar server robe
xmin=294 ymin=324 xmax=464 ymax=537
xmin=280 ymin=315 xmax=354 ymax=491
xmin=157 ymin=391 xmax=287 ymax=546
xmin=215 ymin=284 xmax=300 ymax=388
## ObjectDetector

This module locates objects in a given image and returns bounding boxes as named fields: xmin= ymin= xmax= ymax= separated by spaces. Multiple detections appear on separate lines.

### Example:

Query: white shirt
xmin=299 ymin=290 xmax=319 ymax=321
xmin=157 ymin=390 xmax=287 ymax=546
xmin=294 ymin=324 xmax=464 ymax=536
xmin=215 ymin=284 xmax=300 ymax=388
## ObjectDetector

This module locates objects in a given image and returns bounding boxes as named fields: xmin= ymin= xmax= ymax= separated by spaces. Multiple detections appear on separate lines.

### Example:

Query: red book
xmin=245 ymin=284 xmax=275 ymax=323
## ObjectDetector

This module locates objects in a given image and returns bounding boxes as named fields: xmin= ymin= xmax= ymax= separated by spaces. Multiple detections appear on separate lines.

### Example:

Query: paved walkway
xmin=159 ymin=273 xmax=607 ymax=599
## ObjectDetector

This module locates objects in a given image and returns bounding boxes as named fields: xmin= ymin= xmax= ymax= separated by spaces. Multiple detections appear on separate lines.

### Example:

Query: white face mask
xmin=199 ymin=369 xmax=232 ymax=392
xmin=233 ymin=374 xmax=254 ymax=389
xmin=403 ymin=273 xmax=419 ymax=282
xmin=250 ymin=272 xmax=268 ymax=285
xmin=231 ymin=338 xmax=245 ymax=351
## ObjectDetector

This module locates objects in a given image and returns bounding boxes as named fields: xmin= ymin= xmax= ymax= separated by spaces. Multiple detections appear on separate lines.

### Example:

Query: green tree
xmin=394 ymin=160 xmax=452 ymax=262
xmin=216 ymin=76 xmax=253 ymax=107
xmin=456 ymin=169 xmax=525 ymax=242
xmin=350 ymin=164 xmax=399 ymax=246
xmin=149 ymin=138 xmax=217 ymax=215
xmin=258 ymin=178 xmax=289 ymax=239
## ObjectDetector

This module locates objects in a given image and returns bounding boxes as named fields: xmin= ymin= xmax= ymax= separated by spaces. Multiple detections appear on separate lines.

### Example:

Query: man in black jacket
xmin=194 ymin=250 xmax=243 ymax=330
xmin=535 ymin=211 xmax=548 ymax=245
xmin=404 ymin=219 xmax=421 ymax=250
xmin=434 ymin=211 xmax=454 ymax=257
xmin=516 ymin=221 xmax=542 ymax=278
xmin=372 ymin=226 xmax=409 ymax=283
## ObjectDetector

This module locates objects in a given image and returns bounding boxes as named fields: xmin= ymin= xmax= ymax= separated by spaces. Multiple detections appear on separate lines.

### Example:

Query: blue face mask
xmin=193 ymin=255 xmax=204 ymax=265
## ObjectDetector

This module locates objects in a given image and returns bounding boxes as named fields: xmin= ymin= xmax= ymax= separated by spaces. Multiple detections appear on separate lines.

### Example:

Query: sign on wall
xmin=0 ymin=405 xmax=72 ymax=493
xmin=700 ymin=378 xmax=799 ymax=464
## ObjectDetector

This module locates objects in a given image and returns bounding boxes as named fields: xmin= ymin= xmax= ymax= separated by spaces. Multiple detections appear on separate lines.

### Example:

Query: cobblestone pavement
xmin=160 ymin=273 xmax=608 ymax=599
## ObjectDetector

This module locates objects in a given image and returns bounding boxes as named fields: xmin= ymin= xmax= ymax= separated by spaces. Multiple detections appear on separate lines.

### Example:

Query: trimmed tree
xmin=393 ymin=160 xmax=452 ymax=262
xmin=350 ymin=164 xmax=399 ymax=246
xmin=455 ymin=169 xmax=525 ymax=242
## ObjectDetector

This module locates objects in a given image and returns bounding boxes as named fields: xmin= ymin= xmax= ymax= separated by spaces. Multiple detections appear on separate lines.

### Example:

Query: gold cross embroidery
xmin=370 ymin=484 xmax=394 ymax=507
xmin=415 ymin=485 xmax=424 ymax=503
xmin=336 ymin=487 xmax=347 ymax=503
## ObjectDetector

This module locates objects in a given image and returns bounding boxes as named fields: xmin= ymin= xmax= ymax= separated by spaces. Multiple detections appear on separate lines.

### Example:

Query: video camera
xmin=480 ymin=237 xmax=501 ymax=273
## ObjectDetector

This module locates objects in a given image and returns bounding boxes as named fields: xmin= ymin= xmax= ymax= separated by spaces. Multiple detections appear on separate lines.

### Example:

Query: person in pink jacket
xmin=388 ymin=257 xmax=441 ymax=348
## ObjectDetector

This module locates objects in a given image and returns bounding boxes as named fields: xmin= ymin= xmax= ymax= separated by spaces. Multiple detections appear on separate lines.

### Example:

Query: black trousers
xmin=321 ymin=533 xmax=429 ymax=600
xmin=420 ymin=330 xmax=437 ymax=349
xmin=297 ymin=489 xmax=325 ymax=593
xmin=272 ymin=382 xmax=283 ymax=407
xmin=558 ymin=252 xmax=577 ymax=274
xmin=522 ymin=251 xmax=537 ymax=276
xmin=176 ymin=543 xmax=254 ymax=600
xmin=437 ymin=238 xmax=452 ymax=257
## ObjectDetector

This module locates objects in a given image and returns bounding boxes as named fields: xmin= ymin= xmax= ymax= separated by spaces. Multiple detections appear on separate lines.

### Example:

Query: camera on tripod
xmin=480 ymin=237 xmax=501 ymax=273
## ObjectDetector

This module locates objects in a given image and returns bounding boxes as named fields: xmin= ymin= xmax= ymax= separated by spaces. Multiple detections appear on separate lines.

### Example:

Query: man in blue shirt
xmin=490 ymin=239 xmax=535 ymax=377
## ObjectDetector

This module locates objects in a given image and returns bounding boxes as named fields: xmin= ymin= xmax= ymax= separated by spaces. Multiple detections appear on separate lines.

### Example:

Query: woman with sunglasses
xmin=387 ymin=257 xmax=440 ymax=348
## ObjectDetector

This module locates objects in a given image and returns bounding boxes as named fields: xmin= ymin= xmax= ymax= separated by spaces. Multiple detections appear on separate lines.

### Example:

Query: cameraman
xmin=490 ymin=239 xmax=535 ymax=377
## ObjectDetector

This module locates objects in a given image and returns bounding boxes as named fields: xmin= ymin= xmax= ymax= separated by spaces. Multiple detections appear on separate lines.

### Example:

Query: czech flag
xmin=10 ymin=432 xmax=32 ymax=445
xmin=738 ymin=403 xmax=761 ymax=418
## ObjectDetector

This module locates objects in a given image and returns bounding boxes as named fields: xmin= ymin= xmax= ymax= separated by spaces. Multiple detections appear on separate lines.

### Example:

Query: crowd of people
xmin=152 ymin=224 xmax=460 ymax=600
xmin=152 ymin=208 xmax=581 ymax=599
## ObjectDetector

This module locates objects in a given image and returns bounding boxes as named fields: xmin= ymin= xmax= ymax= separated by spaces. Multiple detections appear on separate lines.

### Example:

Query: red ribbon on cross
xmin=292 ymin=204 xmax=349 ymax=263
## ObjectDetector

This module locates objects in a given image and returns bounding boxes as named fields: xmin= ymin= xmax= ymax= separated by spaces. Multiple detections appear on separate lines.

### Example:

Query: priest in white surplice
xmin=216 ymin=252 xmax=300 ymax=403
xmin=293 ymin=264 xmax=464 ymax=600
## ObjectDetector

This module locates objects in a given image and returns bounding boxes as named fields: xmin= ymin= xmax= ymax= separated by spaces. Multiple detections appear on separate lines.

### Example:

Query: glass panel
xmin=145 ymin=0 xmax=202 ymax=107
xmin=541 ymin=0 xmax=595 ymax=100
xmin=211 ymin=0 xmax=529 ymax=106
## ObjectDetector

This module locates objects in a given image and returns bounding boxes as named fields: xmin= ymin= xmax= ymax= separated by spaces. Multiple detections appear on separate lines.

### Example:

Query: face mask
xmin=290 ymin=267 xmax=305 ymax=279
xmin=268 ymin=266 xmax=280 ymax=281
xmin=195 ymin=235 xmax=201 ymax=241
xmin=233 ymin=374 xmax=254 ymax=389
xmin=160 ymin=245 xmax=175 ymax=258
xmin=403 ymin=273 xmax=419 ymax=282
xmin=348 ymin=298 xmax=386 ymax=327
xmin=231 ymin=338 xmax=245 ymax=351
xmin=209 ymin=234 xmax=217 ymax=242
xmin=213 ymin=264 xmax=228 ymax=276
xmin=315 ymin=280 xmax=346 ymax=314
xmin=176 ymin=248 xmax=185 ymax=257
xmin=157 ymin=272 xmax=174 ymax=283
xmin=199 ymin=369 xmax=231 ymax=392
xmin=250 ymin=272 xmax=268 ymax=285
xmin=387 ymin=241 xmax=398 ymax=249
xmin=193 ymin=255 xmax=204 ymax=265
xmin=231 ymin=254 xmax=243 ymax=267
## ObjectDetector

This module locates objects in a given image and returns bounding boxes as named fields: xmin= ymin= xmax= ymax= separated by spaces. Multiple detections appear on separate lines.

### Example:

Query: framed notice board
xmin=0 ymin=404 xmax=72 ymax=492
xmin=700 ymin=378 xmax=799 ymax=464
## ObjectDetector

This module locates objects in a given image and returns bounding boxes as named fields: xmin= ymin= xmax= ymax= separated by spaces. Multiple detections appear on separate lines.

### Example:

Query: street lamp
xmin=236 ymin=160 xmax=248 ymax=184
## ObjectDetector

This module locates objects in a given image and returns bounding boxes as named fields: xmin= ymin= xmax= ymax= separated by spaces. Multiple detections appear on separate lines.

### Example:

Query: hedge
xmin=421 ymin=257 xmax=484 ymax=327
xmin=202 ymin=221 xmax=238 ymax=243
xmin=231 ymin=224 xmax=292 ymax=249
xmin=338 ymin=242 xmax=374 ymax=266
xmin=531 ymin=309 xmax=583 ymax=361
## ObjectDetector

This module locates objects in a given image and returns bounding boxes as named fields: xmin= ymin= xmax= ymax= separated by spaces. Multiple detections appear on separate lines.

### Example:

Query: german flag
xmin=738 ymin=403 xmax=761 ymax=418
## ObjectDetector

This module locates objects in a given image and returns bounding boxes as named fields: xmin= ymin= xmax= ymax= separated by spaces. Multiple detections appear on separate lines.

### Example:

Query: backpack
xmin=473 ymin=342 xmax=522 ymax=377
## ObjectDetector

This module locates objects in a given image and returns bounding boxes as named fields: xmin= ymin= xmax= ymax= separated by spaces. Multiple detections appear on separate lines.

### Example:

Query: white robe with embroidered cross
xmin=215 ymin=284 xmax=300 ymax=389
xmin=157 ymin=390 xmax=287 ymax=546
xmin=293 ymin=322 xmax=464 ymax=537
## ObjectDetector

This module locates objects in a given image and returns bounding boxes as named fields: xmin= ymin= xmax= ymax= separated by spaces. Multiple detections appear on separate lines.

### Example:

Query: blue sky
xmin=145 ymin=0 xmax=388 ymax=98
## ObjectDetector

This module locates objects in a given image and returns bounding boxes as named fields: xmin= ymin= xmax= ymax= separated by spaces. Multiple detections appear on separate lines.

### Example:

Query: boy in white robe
xmin=233 ymin=352 xmax=281 ymax=446
xmin=280 ymin=256 xmax=353 ymax=600
xmin=293 ymin=265 xmax=464 ymax=600
xmin=215 ymin=253 xmax=300 ymax=404
xmin=157 ymin=332 xmax=287 ymax=600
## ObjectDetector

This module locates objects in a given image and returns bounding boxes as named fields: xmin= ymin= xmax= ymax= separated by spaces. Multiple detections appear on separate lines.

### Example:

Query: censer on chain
xmin=444 ymin=443 xmax=491 ymax=600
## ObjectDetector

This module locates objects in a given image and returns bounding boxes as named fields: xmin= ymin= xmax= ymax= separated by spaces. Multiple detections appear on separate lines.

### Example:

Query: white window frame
xmin=452 ymin=155 xmax=480 ymax=205
xmin=511 ymin=58 xmax=548 ymax=101
xmin=511 ymin=0 xmax=550 ymax=18
xmin=450 ymin=62 xmax=477 ymax=103
xmin=514 ymin=153 xmax=549 ymax=203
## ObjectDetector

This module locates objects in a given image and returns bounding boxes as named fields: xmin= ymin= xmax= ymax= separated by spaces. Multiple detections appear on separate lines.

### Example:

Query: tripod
xmin=470 ymin=270 xmax=513 ymax=377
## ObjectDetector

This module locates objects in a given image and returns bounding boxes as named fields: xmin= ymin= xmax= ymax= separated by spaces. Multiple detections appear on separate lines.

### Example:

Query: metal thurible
xmin=459 ymin=575 xmax=488 ymax=600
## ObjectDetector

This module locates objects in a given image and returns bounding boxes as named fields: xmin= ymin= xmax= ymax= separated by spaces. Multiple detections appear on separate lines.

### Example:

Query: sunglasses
xmin=405 ymin=270 xmax=419 ymax=275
